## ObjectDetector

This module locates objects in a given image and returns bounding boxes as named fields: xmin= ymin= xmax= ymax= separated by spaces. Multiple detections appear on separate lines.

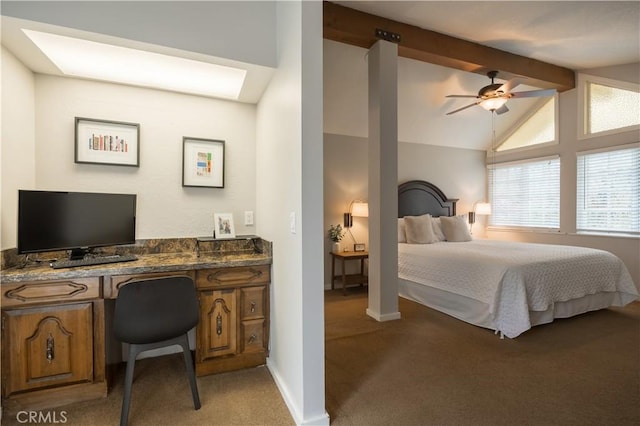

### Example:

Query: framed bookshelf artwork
xmin=75 ymin=117 xmax=140 ymax=167
xmin=182 ymin=137 xmax=225 ymax=188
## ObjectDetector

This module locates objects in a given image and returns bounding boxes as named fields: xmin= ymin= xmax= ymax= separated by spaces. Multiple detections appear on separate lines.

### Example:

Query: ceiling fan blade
xmin=497 ymin=78 xmax=521 ymax=94
xmin=445 ymin=95 xmax=479 ymax=98
xmin=510 ymin=88 xmax=557 ymax=98
xmin=495 ymin=104 xmax=509 ymax=115
xmin=446 ymin=101 xmax=480 ymax=115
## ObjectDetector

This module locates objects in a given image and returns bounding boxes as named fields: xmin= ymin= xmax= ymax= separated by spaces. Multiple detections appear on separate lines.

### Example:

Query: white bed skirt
xmin=398 ymin=278 xmax=629 ymax=335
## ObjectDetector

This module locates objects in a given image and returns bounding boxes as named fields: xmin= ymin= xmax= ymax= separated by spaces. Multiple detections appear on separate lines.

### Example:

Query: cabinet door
xmin=2 ymin=303 xmax=93 ymax=395
xmin=197 ymin=289 xmax=236 ymax=361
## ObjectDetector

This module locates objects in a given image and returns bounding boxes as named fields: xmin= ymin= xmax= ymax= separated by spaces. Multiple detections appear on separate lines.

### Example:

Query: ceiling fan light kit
xmin=446 ymin=70 xmax=556 ymax=115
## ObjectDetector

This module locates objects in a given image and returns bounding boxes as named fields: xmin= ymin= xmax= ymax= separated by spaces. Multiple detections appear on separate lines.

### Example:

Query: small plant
xmin=328 ymin=224 xmax=344 ymax=242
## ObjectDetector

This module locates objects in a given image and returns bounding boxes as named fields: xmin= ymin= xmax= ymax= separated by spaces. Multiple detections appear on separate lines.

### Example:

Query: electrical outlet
xmin=244 ymin=211 xmax=254 ymax=226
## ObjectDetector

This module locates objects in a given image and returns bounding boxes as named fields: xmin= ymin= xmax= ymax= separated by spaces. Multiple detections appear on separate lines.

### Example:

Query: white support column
xmin=366 ymin=40 xmax=400 ymax=322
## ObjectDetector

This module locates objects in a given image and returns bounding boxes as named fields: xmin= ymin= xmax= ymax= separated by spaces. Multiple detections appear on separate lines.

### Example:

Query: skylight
xmin=23 ymin=29 xmax=247 ymax=100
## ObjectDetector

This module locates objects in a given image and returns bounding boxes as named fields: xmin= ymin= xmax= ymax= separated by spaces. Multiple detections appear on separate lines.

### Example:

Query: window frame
xmin=576 ymin=143 xmax=640 ymax=237
xmin=577 ymin=73 xmax=640 ymax=140
xmin=494 ymin=95 xmax=559 ymax=154
xmin=487 ymin=155 xmax=561 ymax=232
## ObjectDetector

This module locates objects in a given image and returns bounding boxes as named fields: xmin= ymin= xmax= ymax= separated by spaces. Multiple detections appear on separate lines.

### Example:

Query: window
xmin=579 ymin=74 xmax=640 ymax=137
xmin=577 ymin=146 xmax=640 ymax=235
xmin=488 ymin=157 xmax=560 ymax=230
xmin=496 ymin=97 xmax=556 ymax=152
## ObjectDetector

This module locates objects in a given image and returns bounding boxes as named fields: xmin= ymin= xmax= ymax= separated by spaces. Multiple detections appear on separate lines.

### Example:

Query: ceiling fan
xmin=445 ymin=71 xmax=557 ymax=115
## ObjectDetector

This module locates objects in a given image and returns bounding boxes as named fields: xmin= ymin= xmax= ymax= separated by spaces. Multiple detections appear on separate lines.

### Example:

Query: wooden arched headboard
xmin=398 ymin=180 xmax=458 ymax=218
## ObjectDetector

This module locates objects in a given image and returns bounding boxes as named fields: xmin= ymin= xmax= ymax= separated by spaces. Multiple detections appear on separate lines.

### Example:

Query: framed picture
xmin=214 ymin=213 xmax=235 ymax=239
xmin=354 ymin=243 xmax=366 ymax=252
xmin=75 ymin=117 xmax=140 ymax=166
xmin=182 ymin=137 xmax=225 ymax=188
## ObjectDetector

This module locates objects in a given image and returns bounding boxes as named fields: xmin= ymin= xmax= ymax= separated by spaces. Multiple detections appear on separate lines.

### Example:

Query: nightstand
xmin=330 ymin=251 xmax=368 ymax=295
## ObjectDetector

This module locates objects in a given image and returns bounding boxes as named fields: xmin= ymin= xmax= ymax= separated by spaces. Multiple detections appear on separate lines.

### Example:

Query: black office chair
xmin=113 ymin=276 xmax=201 ymax=426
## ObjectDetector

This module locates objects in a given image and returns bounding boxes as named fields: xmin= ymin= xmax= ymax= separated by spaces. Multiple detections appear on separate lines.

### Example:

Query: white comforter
xmin=398 ymin=240 xmax=639 ymax=338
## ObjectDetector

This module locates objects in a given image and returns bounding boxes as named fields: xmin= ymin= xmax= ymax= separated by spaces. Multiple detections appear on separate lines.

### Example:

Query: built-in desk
xmin=0 ymin=237 xmax=272 ymax=413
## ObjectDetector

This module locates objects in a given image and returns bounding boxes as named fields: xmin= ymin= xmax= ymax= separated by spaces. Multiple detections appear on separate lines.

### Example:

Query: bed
xmin=397 ymin=180 xmax=639 ymax=338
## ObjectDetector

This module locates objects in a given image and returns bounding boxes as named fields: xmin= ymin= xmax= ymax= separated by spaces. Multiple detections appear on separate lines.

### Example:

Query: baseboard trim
xmin=266 ymin=358 xmax=330 ymax=425
xmin=366 ymin=308 xmax=401 ymax=322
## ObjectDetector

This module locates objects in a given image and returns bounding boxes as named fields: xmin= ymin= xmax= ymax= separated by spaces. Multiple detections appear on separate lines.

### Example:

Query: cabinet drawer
xmin=2 ymin=278 xmax=100 ymax=308
xmin=240 ymin=319 xmax=265 ymax=354
xmin=106 ymin=270 xmax=194 ymax=298
xmin=240 ymin=286 xmax=266 ymax=320
xmin=196 ymin=265 xmax=270 ymax=289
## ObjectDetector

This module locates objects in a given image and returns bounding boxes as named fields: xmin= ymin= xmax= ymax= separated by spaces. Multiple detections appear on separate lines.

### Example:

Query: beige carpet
xmin=325 ymin=287 xmax=640 ymax=426
xmin=3 ymin=289 xmax=638 ymax=425
xmin=1 ymin=359 xmax=294 ymax=426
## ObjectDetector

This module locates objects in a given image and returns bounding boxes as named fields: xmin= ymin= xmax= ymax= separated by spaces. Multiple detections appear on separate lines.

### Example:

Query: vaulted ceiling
xmin=323 ymin=1 xmax=640 ymax=150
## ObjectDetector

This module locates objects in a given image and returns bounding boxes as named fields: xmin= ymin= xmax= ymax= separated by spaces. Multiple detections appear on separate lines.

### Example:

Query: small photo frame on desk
xmin=354 ymin=243 xmax=366 ymax=252
xmin=214 ymin=213 xmax=235 ymax=239
xmin=182 ymin=137 xmax=225 ymax=188
xmin=75 ymin=117 xmax=140 ymax=167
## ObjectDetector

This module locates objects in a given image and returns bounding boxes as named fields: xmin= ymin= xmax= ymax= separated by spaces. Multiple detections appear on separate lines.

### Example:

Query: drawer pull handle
xmin=46 ymin=333 xmax=55 ymax=363
xmin=216 ymin=313 xmax=223 ymax=336
xmin=250 ymin=301 xmax=256 ymax=313
xmin=248 ymin=334 xmax=257 ymax=343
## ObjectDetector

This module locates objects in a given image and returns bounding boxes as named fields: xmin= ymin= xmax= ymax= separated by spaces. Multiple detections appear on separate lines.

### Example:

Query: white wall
xmin=0 ymin=74 xmax=257 ymax=248
xmin=323 ymin=133 xmax=486 ymax=286
xmin=1 ymin=46 xmax=36 ymax=250
xmin=256 ymin=1 xmax=327 ymax=424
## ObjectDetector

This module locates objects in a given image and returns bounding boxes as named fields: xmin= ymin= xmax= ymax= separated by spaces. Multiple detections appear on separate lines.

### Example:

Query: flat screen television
xmin=18 ymin=190 xmax=137 ymax=260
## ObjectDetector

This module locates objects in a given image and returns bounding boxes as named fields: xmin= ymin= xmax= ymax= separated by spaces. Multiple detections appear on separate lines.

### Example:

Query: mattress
xmin=398 ymin=240 xmax=639 ymax=338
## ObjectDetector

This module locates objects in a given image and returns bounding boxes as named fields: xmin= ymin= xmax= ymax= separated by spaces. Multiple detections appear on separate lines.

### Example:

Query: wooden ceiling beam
xmin=323 ymin=2 xmax=575 ymax=92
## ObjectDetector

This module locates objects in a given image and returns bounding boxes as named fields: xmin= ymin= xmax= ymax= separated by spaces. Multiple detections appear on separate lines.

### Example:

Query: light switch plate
xmin=289 ymin=212 xmax=296 ymax=234
xmin=244 ymin=211 xmax=254 ymax=226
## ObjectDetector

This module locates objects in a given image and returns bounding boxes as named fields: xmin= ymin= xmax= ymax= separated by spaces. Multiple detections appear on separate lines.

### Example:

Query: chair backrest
xmin=113 ymin=276 xmax=199 ymax=345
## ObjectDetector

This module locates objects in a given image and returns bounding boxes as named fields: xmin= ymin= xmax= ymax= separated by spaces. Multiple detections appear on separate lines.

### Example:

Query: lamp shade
xmin=480 ymin=97 xmax=508 ymax=112
xmin=475 ymin=202 xmax=492 ymax=215
xmin=351 ymin=202 xmax=369 ymax=217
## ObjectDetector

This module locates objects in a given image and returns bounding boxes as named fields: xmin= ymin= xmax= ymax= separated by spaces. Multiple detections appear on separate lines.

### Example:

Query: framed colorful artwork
xmin=182 ymin=137 xmax=225 ymax=188
xmin=75 ymin=117 xmax=140 ymax=166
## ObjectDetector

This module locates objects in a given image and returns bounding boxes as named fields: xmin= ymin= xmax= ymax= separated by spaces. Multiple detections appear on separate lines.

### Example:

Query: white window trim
xmin=577 ymin=73 xmax=640 ymax=140
xmin=494 ymin=95 xmax=559 ymax=153
xmin=576 ymin=143 xmax=640 ymax=237
xmin=577 ymin=142 xmax=640 ymax=157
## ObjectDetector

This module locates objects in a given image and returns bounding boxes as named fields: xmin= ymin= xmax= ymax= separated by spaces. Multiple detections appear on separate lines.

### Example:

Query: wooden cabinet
xmin=1 ymin=278 xmax=106 ymax=412
xmin=1 ymin=251 xmax=272 ymax=411
xmin=2 ymin=303 xmax=93 ymax=395
xmin=195 ymin=265 xmax=270 ymax=376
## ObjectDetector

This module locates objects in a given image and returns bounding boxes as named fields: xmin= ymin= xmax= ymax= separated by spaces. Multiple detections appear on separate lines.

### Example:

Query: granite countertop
xmin=0 ymin=251 xmax=271 ymax=284
xmin=1 ymin=237 xmax=272 ymax=284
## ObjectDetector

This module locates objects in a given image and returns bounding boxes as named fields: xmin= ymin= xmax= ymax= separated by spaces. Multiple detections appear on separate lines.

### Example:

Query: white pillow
xmin=439 ymin=215 xmax=472 ymax=242
xmin=431 ymin=217 xmax=446 ymax=242
xmin=404 ymin=214 xmax=439 ymax=244
xmin=398 ymin=218 xmax=407 ymax=243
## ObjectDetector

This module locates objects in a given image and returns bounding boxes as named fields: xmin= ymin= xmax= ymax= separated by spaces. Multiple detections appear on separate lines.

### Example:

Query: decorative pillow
xmin=439 ymin=215 xmax=472 ymax=242
xmin=398 ymin=218 xmax=407 ymax=243
xmin=404 ymin=214 xmax=438 ymax=244
xmin=431 ymin=217 xmax=446 ymax=242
